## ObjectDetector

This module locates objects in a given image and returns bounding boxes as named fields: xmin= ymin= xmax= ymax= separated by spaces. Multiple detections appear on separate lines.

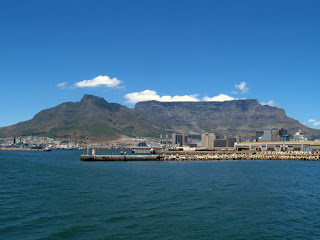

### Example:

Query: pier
xmin=81 ymin=154 xmax=162 ymax=161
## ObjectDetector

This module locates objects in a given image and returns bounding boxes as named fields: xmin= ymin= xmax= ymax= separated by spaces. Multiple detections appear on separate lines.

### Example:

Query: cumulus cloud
xmin=124 ymin=90 xmax=200 ymax=104
xmin=167 ymin=95 xmax=200 ymax=102
xmin=73 ymin=75 xmax=122 ymax=88
xmin=202 ymin=94 xmax=235 ymax=102
xmin=307 ymin=119 xmax=320 ymax=126
xmin=57 ymin=82 xmax=68 ymax=89
xmin=261 ymin=100 xmax=276 ymax=107
xmin=234 ymin=82 xmax=249 ymax=94
xmin=124 ymin=90 xmax=238 ymax=104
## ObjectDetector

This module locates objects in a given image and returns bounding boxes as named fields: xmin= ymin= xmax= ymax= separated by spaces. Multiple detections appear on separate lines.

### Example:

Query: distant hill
xmin=135 ymin=99 xmax=320 ymax=139
xmin=0 ymin=95 xmax=166 ymax=140
xmin=0 ymin=95 xmax=319 ymax=140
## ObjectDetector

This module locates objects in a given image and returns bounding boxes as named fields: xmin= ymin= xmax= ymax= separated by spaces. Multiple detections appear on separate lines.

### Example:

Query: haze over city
xmin=1 ymin=0 xmax=320 ymax=129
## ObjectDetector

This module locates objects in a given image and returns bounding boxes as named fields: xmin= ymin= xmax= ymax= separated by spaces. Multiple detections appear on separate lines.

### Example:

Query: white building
xmin=293 ymin=130 xmax=306 ymax=141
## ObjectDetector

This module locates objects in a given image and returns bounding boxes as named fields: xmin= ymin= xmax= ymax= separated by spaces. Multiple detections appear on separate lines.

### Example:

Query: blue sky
xmin=1 ymin=0 xmax=320 ymax=128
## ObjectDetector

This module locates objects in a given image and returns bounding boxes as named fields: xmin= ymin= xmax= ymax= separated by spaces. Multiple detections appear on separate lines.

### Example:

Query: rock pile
xmin=161 ymin=151 xmax=320 ymax=161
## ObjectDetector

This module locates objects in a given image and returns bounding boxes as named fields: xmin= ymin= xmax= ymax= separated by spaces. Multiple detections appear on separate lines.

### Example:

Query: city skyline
xmin=1 ymin=0 xmax=320 ymax=129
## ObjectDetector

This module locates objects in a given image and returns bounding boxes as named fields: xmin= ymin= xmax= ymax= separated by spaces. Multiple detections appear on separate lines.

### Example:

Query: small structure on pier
xmin=131 ymin=142 xmax=163 ymax=154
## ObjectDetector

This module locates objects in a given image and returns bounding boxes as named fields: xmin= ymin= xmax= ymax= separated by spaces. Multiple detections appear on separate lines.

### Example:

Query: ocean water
xmin=1 ymin=150 xmax=320 ymax=240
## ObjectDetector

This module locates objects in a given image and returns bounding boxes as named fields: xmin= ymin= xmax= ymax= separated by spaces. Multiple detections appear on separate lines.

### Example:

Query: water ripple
xmin=1 ymin=151 xmax=320 ymax=239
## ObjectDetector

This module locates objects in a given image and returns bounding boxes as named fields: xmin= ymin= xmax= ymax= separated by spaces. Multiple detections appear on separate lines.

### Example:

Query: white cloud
xmin=307 ymin=119 xmax=320 ymax=126
xmin=124 ymin=90 xmax=238 ymax=104
xmin=124 ymin=90 xmax=200 ymax=104
xmin=261 ymin=100 xmax=276 ymax=107
xmin=234 ymin=82 xmax=249 ymax=94
xmin=57 ymin=82 xmax=68 ymax=89
xmin=167 ymin=95 xmax=200 ymax=102
xmin=202 ymin=94 xmax=235 ymax=102
xmin=73 ymin=75 xmax=122 ymax=88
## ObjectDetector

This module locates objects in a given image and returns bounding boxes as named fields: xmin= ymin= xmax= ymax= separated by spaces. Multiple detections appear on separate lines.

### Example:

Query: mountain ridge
xmin=0 ymin=94 xmax=166 ymax=140
xmin=0 ymin=94 xmax=319 ymax=140
xmin=135 ymin=98 xmax=319 ymax=139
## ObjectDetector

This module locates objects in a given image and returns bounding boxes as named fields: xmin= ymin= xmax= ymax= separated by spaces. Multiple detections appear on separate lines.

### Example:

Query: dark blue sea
xmin=1 ymin=150 xmax=320 ymax=240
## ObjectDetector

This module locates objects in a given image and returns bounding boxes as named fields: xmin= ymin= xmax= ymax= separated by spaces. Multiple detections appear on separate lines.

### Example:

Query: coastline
xmin=0 ymin=148 xmax=48 ymax=152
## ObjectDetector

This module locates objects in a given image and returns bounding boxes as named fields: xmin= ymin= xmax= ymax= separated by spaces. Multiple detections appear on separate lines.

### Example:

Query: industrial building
xmin=172 ymin=133 xmax=188 ymax=147
xmin=258 ymin=128 xmax=284 ymax=142
xmin=201 ymin=133 xmax=215 ymax=148
xmin=249 ymin=128 xmax=290 ymax=142
xmin=235 ymin=141 xmax=320 ymax=152
xmin=201 ymin=133 xmax=238 ymax=149
xmin=279 ymin=128 xmax=289 ymax=141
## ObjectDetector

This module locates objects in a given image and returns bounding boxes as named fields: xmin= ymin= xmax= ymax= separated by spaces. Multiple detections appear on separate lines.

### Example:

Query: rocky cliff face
xmin=135 ymin=99 xmax=319 ymax=138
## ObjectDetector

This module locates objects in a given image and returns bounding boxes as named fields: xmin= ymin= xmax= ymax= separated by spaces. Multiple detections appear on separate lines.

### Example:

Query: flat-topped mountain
xmin=135 ymin=99 xmax=319 ymax=138
xmin=0 ymin=95 xmax=166 ymax=140
xmin=0 ymin=95 xmax=319 ymax=140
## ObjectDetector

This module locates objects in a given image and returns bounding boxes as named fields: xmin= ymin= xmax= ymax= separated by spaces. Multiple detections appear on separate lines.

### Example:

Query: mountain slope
xmin=0 ymin=95 xmax=166 ymax=140
xmin=135 ymin=99 xmax=320 ymax=138
xmin=1 ymin=95 xmax=319 ymax=140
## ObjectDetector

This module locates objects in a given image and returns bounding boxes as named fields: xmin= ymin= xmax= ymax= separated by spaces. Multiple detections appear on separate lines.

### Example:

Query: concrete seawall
xmin=81 ymin=154 xmax=162 ymax=161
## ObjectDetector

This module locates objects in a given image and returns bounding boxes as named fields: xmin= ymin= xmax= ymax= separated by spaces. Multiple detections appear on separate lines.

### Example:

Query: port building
xmin=235 ymin=141 xmax=320 ymax=152
xmin=201 ymin=133 xmax=215 ymax=148
xmin=201 ymin=133 xmax=238 ymax=149
xmin=172 ymin=133 xmax=188 ymax=147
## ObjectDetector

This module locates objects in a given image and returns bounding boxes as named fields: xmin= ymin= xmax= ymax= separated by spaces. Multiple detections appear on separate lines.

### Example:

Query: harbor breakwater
xmin=81 ymin=151 xmax=320 ymax=161
xmin=161 ymin=151 xmax=320 ymax=161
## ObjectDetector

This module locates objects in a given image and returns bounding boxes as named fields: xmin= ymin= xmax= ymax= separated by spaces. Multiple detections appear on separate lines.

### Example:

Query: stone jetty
xmin=161 ymin=151 xmax=320 ymax=161
xmin=81 ymin=151 xmax=320 ymax=161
